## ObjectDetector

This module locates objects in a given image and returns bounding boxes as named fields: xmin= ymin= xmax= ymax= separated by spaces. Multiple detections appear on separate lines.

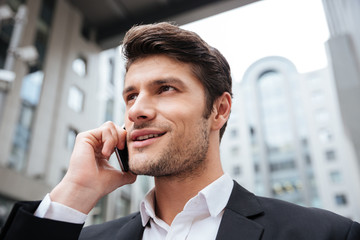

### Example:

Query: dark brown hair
xmin=122 ymin=22 xmax=232 ymax=140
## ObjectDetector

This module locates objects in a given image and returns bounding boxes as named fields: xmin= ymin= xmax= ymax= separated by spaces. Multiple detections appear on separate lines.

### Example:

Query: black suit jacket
xmin=1 ymin=181 xmax=360 ymax=240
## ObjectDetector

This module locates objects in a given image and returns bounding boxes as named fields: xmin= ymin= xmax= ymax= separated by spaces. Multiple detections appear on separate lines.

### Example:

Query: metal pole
xmin=0 ymin=5 xmax=27 ymax=124
xmin=4 ymin=4 xmax=27 ymax=71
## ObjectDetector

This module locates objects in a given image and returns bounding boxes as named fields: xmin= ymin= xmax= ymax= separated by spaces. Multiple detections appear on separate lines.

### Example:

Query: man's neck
xmin=153 ymin=162 xmax=224 ymax=225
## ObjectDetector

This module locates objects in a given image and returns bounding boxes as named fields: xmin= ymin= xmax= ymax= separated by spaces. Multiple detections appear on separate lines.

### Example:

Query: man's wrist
xmin=34 ymin=193 xmax=87 ymax=224
xmin=50 ymin=181 xmax=100 ymax=214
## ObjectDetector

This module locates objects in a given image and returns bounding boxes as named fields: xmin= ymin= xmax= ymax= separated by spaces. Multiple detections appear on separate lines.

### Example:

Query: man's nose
xmin=127 ymin=94 xmax=156 ymax=123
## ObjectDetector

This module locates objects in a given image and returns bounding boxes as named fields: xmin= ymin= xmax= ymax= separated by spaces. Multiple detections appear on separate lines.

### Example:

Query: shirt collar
xmin=140 ymin=188 xmax=156 ymax=227
xmin=139 ymin=173 xmax=234 ymax=227
xmin=199 ymin=173 xmax=233 ymax=217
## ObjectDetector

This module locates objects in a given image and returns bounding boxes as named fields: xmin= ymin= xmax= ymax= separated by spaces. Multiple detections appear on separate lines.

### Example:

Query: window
xmin=315 ymin=109 xmax=330 ymax=123
xmin=307 ymin=76 xmax=322 ymax=90
xmin=9 ymin=70 xmax=44 ymax=171
xmin=257 ymin=69 xmax=294 ymax=155
xmin=72 ymin=56 xmax=87 ymax=77
xmin=318 ymin=128 xmax=333 ymax=143
xmin=233 ymin=165 xmax=241 ymax=176
xmin=335 ymin=194 xmax=347 ymax=206
xmin=105 ymin=98 xmax=114 ymax=122
xmin=304 ymin=154 xmax=312 ymax=165
xmin=311 ymin=90 xmax=325 ymax=105
xmin=66 ymin=128 xmax=78 ymax=150
xmin=254 ymin=163 xmax=260 ymax=173
xmin=250 ymin=126 xmax=256 ymax=145
xmin=108 ymin=57 xmax=115 ymax=85
xmin=330 ymin=171 xmax=342 ymax=184
xmin=20 ymin=70 xmax=44 ymax=105
xmin=115 ymin=193 xmax=131 ymax=218
xmin=92 ymin=196 xmax=107 ymax=224
xmin=230 ymin=128 xmax=238 ymax=138
xmin=68 ymin=86 xmax=84 ymax=112
xmin=8 ymin=102 xmax=35 ymax=171
xmin=325 ymin=149 xmax=336 ymax=161
xmin=270 ymin=160 xmax=296 ymax=172
xmin=231 ymin=146 xmax=239 ymax=156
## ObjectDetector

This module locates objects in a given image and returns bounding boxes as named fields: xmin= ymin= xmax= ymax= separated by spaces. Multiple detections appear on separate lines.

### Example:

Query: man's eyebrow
xmin=149 ymin=78 xmax=186 ymax=88
xmin=123 ymin=77 xmax=187 ymax=96
xmin=122 ymin=86 xmax=136 ymax=96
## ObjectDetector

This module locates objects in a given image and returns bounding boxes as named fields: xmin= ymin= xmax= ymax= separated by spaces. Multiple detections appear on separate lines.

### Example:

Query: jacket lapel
xmin=115 ymin=213 xmax=144 ymax=240
xmin=216 ymin=181 xmax=264 ymax=240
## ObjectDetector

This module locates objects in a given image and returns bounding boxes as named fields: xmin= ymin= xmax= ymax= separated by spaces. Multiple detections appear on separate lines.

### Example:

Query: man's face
xmin=123 ymin=55 xmax=211 ymax=178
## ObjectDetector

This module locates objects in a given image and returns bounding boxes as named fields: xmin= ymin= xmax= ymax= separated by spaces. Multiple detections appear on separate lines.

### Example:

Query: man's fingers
xmin=102 ymin=127 xmax=117 ymax=157
xmin=97 ymin=122 xmax=124 ymax=158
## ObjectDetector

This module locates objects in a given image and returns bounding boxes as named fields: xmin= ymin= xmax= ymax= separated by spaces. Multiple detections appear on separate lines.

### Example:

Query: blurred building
xmin=221 ymin=56 xmax=360 ymax=221
xmin=322 ymin=0 xmax=360 ymax=175
xmin=0 ymin=0 xmax=150 ymax=228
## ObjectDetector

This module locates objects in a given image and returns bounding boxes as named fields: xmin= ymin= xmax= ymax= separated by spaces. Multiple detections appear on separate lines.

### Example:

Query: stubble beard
xmin=130 ymin=118 xmax=210 ymax=180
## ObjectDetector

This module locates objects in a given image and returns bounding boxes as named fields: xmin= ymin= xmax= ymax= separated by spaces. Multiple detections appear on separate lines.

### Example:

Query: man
xmin=1 ymin=22 xmax=359 ymax=240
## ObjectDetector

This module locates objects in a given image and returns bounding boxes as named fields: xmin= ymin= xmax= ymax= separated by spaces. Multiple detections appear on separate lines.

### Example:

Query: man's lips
xmin=130 ymin=129 xmax=166 ymax=142
xmin=135 ymin=133 xmax=165 ymax=141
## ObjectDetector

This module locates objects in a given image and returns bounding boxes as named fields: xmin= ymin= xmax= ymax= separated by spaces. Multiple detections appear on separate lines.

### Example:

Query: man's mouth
xmin=136 ymin=133 xmax=165 ymax=141
xmin=135 ymin=133 xmax=165 ymax=141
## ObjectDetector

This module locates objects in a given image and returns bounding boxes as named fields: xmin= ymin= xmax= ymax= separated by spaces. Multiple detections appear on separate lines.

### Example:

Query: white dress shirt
xmin=140 ymin=173 xmax=234 ymax=240
xmin=34 ymin=173 xmax=234 ymax=239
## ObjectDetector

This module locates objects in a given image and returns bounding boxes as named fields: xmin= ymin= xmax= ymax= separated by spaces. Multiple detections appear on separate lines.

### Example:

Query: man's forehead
xmin=124 ymin=55 xmax=194 ymax=82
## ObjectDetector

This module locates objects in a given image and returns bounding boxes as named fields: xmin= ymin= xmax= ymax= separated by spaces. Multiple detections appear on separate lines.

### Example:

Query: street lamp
xmin=0 ymin=4 xmax=38 ymax=123
xmin=0 ymin=69 xmax=15 ymax=91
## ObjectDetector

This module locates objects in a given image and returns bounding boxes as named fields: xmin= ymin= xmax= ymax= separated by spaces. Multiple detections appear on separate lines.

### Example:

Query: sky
xmin=182 ymin=0 xmax=330 ymax=82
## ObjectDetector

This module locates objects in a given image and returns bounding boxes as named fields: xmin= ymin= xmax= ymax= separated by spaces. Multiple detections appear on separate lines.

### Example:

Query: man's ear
xmin=211 ymin=92 xmax=232 ymax=131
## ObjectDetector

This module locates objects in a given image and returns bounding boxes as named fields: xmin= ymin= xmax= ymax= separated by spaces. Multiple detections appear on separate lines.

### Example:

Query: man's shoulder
xmin=255 ymin=195 xmax=360 ymax=238
xmin=257 ymin=195 xmax=351 ymax=223
xmin=228 ymin=182 xmax=359 ymax=239
xmin=231 ymin=181 xmax=354 ymax=225
xmin=79 ymin=212 xmax=141 ymax=239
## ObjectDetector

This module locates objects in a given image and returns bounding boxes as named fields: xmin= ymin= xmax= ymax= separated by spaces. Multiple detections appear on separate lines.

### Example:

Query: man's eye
xmin=127 ymin=94 xmax=138 ymax=102
xmin=159 ymin=86 xmax=175 ymax=93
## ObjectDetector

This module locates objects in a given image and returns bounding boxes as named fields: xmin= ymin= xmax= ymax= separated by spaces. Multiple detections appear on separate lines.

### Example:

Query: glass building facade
xmin=8 ymin=0 xmax=56 ymax=172
xmin=242 ymin=56 xmax=318 ymax=206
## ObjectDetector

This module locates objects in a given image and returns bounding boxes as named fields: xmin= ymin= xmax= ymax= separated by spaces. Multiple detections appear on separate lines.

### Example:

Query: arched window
xmin=68 ymin=85 xmax=84 ymax=112
xmin=72 ymin=56 xmax=87 ymax=77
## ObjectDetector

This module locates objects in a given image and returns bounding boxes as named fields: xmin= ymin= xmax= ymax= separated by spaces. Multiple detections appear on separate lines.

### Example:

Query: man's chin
xmin=128 ymin=158 xmax=152 ymax=175
xmin=128 ymin=162 xmax=167 ymax=177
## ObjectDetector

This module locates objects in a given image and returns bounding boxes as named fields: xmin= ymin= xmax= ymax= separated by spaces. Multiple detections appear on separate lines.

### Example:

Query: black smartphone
xmin=114 ymin=126 xmax=129 ymax=172
xmin=115 ymin=145 xmax=129 ymax=172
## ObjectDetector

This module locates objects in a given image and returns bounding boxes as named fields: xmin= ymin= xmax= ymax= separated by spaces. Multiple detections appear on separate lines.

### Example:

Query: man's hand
xmin=50 ymin=122 xmax=136 ymax=214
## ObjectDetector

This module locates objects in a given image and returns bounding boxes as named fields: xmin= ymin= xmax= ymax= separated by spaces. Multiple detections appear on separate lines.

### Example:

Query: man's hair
xmin=122 ymin=22 xmax=232 ymax=140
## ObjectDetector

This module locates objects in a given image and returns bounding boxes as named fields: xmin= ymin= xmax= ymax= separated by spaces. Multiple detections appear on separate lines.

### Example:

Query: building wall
xmin=301 ymin=68 xmax=360 ymax=220
xmin=44 ymin=1 xmax=101 ymax=187
xmin=322 ymin=0 xmax=360 ymax=176
xmin=0 ymin=0 xmax=52 ymax=199
xmin=221 ymin=56 xmax=360 ymax=222
xmin=0 ymin=0 xmax=152 ymax=227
